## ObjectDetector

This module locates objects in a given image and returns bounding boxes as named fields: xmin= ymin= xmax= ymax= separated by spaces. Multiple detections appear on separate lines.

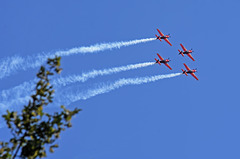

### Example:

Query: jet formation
xmin=154 ymin=29 xmax=198 ymax=81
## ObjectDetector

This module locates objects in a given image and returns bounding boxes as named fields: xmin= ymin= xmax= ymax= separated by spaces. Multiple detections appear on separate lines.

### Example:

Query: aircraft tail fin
xmin=178 ymin=49 xmax=184 ymax=56
xmin=181 ymin=69 xmax=188 ymax=76
xmin=155 ymin=58 xmax=160 ymax=65
xmin=155 ymin=34 xmax=161 ymax=41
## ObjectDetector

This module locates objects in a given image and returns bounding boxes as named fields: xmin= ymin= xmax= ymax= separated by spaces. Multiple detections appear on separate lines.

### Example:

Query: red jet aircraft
xmin=155 ymin=29 xmax=172 ymax=46
xmin=181 ymin=63 xmax=198 ymax=80
xmin=178 ymin=43 xmax=195 ymax=61
xmin=155 ymin=53 xmax=172 ymax=70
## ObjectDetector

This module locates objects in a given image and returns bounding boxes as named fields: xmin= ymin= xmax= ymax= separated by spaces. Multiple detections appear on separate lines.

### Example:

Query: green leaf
xmin=0 ymin=148 xmax=4 ymax=154
xmin=49 ymin=147 xmax=54 ymax=153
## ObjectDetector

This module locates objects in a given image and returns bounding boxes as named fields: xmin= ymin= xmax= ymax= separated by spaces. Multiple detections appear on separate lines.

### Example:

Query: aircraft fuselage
xmin=186 ymin=70 xmax=196 ymax=74
xmin=159 ymin=60 xmax=168 ymax=64
xmin=157 ymin=36 xmax=168 ymax=40
xmin=160 ymin=36 xmax=168 ymax=39
xmin=183 ymin=51 xmax=191 ymax=54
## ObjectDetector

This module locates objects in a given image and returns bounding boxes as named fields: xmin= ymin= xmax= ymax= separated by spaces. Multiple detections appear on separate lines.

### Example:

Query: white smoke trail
xmin=0 ymin=61 xmax=155 ymax=109
xmin=53 ymin=61 xmax=155 ymax=86
xmin=0 ymin=73 xmax=181 ymax=128
xmin=55 ymin=38 xmax=155 ymax=56
xmin=0 ymin=38 xmax=155 ymax=79
xmin=61 ymin=73 xmax=182 ymax=105
xmin=0 ymin=79 xmax=36 ymax=111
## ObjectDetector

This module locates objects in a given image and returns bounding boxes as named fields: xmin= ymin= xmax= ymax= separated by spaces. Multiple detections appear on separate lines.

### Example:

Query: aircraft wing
xmin=157 ymin=29 xmax=164 ymax=36
xmin=164 ymin=63 xmax=172 ymax=70
xmin=164 ymin=38 xmax=172 ymax=46
xmin=187 ymin=53 xmax=195 ymax=61
xmin=157 ymin=53 xmax=164 ymax=61
xmin=190 ymin=73 xmax=199 ymax=80
xmin=183 ymin=63 xmax=190 ymax=71
xmin=180 ymin=43 xmax=187 ymax=51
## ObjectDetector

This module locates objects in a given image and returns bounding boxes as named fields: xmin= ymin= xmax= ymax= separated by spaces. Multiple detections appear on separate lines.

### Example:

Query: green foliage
xmin=0 ymin=56 xmax=81 ymax=159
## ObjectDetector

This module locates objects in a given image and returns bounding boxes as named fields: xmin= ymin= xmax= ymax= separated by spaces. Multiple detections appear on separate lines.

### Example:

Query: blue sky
xmin=0 ymin=0 xmax=240 ymax=159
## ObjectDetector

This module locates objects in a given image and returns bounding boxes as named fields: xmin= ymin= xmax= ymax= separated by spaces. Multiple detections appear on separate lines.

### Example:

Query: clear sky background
xmin=0 ymin=0 xmax=240 ymax=159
